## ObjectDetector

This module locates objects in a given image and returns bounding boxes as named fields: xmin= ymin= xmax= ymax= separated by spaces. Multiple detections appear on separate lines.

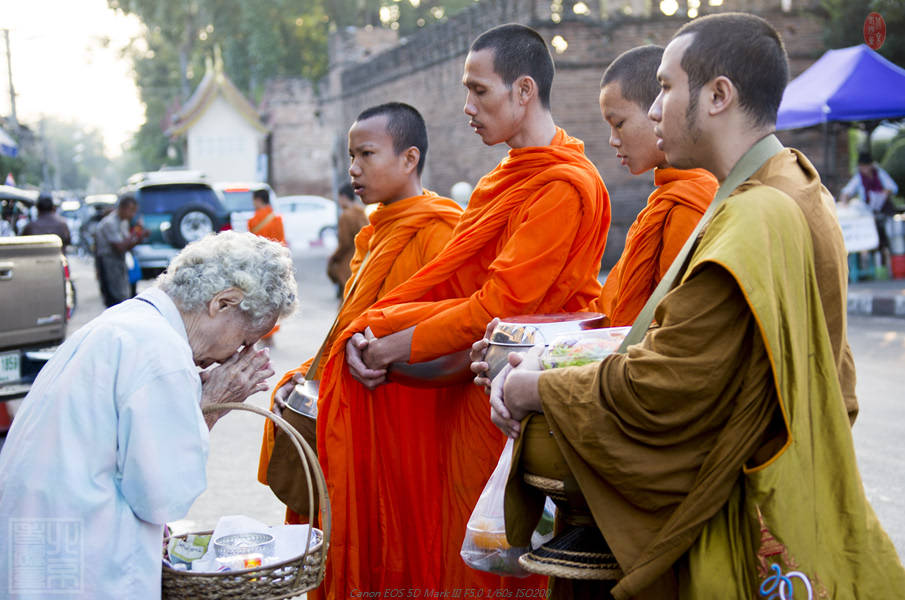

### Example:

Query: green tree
xmin=111 ymin=0 xmax=482 ymax=169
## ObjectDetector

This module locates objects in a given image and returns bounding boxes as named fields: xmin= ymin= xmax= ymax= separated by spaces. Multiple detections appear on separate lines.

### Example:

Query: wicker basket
xmin=161 ymin=402 xmax=331 ymax=600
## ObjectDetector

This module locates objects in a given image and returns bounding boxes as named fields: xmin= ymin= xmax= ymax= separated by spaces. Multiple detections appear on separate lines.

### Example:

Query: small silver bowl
xmin=213 ymin=532 xmax=275 ymax=558
xmin=285 ymin=379 xmax=319 ymax=418
xmin=484 ymin=313 xmax=606 ymax=380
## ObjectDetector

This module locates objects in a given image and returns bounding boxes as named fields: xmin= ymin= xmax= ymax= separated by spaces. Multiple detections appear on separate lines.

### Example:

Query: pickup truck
xmin=0 ymin=234 xmax=74 ymax=403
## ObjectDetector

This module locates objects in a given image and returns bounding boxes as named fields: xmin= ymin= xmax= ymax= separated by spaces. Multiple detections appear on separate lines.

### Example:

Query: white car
xmin=278 ymin=195 xmax=338 ymax=251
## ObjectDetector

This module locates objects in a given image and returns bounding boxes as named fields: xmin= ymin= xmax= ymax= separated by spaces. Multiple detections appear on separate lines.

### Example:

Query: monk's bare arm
xmin=361 ymin=326 xmax=414 ymax=370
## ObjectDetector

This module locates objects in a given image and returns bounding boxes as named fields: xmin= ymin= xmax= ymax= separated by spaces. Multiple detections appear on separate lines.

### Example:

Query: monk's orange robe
xmin=596 ymin=167 xmax=717 ymax=326
xmin=316 ymin=128 xmax=610 ymax=596
xmin=257 ymin=191 xmax=462 ymax=489
xmin=248 ymin=205 xmax=286 ymax=243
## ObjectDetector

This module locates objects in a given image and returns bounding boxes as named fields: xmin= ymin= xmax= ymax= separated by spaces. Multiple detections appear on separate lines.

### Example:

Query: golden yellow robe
xmin=530 ymin=155 xmax=901 ymax=599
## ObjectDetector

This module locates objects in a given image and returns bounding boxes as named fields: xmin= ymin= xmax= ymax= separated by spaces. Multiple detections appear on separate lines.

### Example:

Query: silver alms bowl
xmin=484 ymin=312 xmax=606 ymax=380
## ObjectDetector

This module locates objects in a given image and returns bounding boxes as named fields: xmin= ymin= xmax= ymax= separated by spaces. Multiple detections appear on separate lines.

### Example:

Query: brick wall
xmin=262 ymin=0 xmax=838 ymax=264
xmin=259 ymin=78 xmax=335 ymax=196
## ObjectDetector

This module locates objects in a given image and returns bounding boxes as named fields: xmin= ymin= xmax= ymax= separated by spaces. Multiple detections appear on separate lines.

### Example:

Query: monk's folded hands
xmin=469 ymin=317 xmax=499 ymax=392
xmin=345 ymin=331 xmax=387 ymax=389
xmin=490 ymin=348 xmax=544 ymax=438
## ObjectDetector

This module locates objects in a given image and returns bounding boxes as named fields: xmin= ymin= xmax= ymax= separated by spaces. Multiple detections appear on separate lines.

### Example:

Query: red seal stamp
xmin=863 ymin=12 xmax=886 ymax=50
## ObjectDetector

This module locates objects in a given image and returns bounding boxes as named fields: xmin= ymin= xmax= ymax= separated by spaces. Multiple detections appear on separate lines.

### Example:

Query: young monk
xmin=315 ymin=24 xmax=610 ymax=597
xmin=256 ymin=102 xmax=463 ymax=516
xmin=595 ymin=45 xmax=717 ymax=326
xmin=492 ymin=13 xmax=899 ymax=599
xmin=247 ymin=188 xmax=285 ymax=243
xmin=469 ymin=45 xmax=716 ymax=381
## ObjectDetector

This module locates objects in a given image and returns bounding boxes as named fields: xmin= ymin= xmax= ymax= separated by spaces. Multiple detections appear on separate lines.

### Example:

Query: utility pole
xmin=2 ymin=29 xmax=17 ymax=129
xmin=40 ymin=118 xmax=52 ymax=191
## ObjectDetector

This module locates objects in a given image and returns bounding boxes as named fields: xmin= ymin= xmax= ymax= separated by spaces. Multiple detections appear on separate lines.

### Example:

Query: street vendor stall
xmin=776 ymin=44 xmax=905 ymax=280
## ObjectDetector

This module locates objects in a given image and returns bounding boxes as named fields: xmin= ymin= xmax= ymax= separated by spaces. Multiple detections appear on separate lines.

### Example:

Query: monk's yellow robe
xmin=531 ymin=163 xmax=901 ymax=599
xmin=316 ymin=128 xmax=611 ymax=597
xmin=596 ymin=167 xmax=716 ymax=326
xmin=746 ymin=149 xmax=858 ymax=422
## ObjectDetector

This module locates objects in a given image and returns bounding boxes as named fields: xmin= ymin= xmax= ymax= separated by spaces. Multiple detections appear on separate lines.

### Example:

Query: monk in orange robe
xmin=315 ymin=25 xmax=610 ymax=597
xmin=594 ymin=46 xmax=717 ymax=326
xmin=248 ymin=188 xmax=285 ymax=243
xmin=257 ymin=103 xmax=462 ymax=511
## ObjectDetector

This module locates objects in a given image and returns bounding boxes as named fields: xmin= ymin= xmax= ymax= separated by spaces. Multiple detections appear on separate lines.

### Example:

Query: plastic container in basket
xmin=161 ymin=402 xmax=331 ymax=600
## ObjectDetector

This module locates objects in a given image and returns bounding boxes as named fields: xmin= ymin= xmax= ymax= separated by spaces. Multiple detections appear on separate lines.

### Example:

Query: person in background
xmin=248 ymin=188 xmax=285 ymax=243
xmin=327 ymin=182 xmax=369 ymax=298
xmin=94 ymin=194 xmax=147 ymax=308
xmin=22 ymin=194 xmax=72 ymax=248
xmin=0 ymin=231 xmax=297 ymax=600
xmin=0 ymin=202 xmax=15 ymax=237
xmin=839 ymin=151 xmax=899 ymax=265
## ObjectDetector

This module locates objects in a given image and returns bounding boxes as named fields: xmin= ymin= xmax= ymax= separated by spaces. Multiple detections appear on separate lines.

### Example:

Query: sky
xmin=0 ymin=0 xmax=145 ymax=157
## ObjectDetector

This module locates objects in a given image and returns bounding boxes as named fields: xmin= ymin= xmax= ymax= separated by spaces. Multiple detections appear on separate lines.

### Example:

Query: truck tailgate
xmin=0 ymin=235 xmax=67 ymax=351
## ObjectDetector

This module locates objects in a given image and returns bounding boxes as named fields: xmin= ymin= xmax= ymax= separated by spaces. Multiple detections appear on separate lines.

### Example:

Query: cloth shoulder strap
xmin=305 ymin=250 xmax=371 ymax=379
xmin=250 ymin=212 xmax=276 ymax=235
xmin=616 ymin=134 xmax=785 ymax=353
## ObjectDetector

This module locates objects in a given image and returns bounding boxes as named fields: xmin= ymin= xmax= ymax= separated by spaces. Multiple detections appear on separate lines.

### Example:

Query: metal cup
xmin=285 ymin=379 xmax=319 ymax=418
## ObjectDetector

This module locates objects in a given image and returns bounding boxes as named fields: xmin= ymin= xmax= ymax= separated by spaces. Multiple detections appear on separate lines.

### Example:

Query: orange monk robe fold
xmin=256 ymin=192 xmax=462 ymax=488
xmin=316 ymin=129 xmax=610 ymax=596
xmin=248 ymin=204 xmax=286 ymax=244
xmin=596 ymin=167 xmax=717 ymax=326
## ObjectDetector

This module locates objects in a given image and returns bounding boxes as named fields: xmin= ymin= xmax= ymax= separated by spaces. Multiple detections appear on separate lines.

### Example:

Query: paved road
xmin=847 ymin=314 xmax=905 ymax=557
xmin=15 ymin=252 xmax=905 ymax=560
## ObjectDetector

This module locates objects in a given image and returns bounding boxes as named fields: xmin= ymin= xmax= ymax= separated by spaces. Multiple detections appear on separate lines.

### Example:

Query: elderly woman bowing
xmin=0 ymin=231 xmax=297 ymax=600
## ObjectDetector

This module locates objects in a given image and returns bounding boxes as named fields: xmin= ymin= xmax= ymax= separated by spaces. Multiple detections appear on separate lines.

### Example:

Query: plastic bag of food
xmin=461 ymin=438 xmax=531 ymax=576
xmin=540 ymin=326 xmax=631 ymax=369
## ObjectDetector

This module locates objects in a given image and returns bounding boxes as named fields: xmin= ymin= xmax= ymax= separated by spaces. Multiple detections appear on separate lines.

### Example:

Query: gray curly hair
xmin=158 ymin=231 xmax=298 ymax=329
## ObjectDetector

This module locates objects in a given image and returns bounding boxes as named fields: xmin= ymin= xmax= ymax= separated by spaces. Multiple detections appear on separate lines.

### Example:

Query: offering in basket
xmin=214 ymin=533 xmax=276 ymax=558
xmin=509 ymin=327 xmax=628 ymax=581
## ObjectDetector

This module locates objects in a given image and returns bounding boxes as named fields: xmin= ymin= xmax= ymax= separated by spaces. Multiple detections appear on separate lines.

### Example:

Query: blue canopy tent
xmin=777 ymin=44 xmax=905 ymax=130
xmin=776 ymin=44 xmax=905 ymax=194
xmin=0 ymin=127 xmax=17 ymax=158
xmin=777 ymin=45 xmax=905 ymax=281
